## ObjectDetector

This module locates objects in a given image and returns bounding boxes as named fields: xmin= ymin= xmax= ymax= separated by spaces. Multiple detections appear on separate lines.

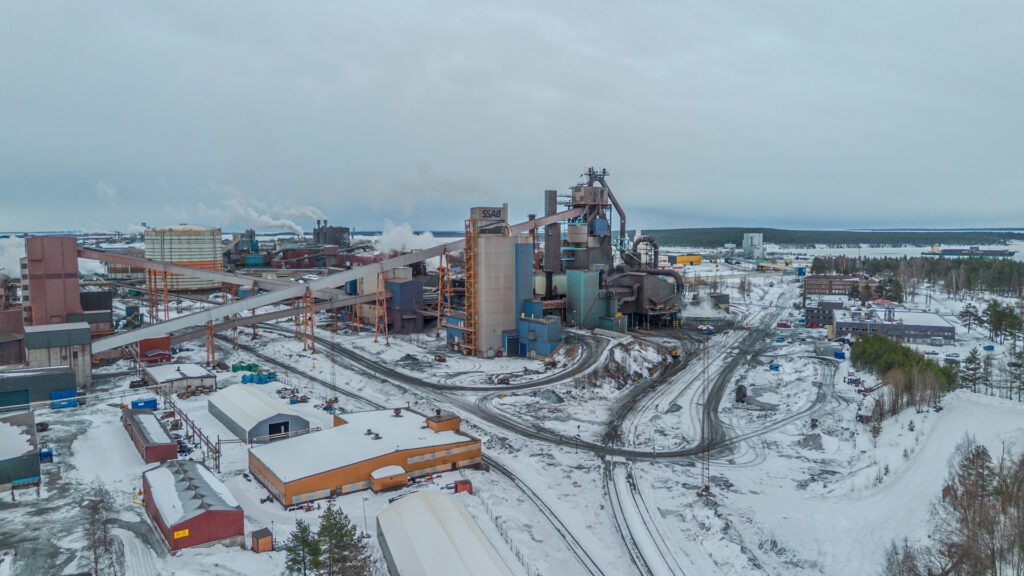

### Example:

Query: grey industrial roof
xmin=143 ymin=460 xmax=240 ymax=526
xmin=23 ymin=322 xmax=91 ymax=349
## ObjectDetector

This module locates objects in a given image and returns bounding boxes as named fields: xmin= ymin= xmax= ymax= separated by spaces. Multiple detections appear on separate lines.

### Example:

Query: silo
xmin=144 ymin=225 xmax=223 ymax=290
xmin=475 ymin=235 xmax=515 ymax=356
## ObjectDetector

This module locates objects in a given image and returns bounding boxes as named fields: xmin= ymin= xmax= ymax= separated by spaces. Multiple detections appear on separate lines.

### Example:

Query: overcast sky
xmin=1 ymin=2 xmax=1021 ymax=233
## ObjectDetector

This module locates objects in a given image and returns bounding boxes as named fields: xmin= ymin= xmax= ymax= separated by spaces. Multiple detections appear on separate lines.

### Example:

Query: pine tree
xmin=957 ymin=304 xmax=980 ymax=334
xmin=285 ymin=519 xmax=321 ymax=576
xmin=848 ymin=283 xmax=860 ymax=302
xmin=860 ymin=284 xmax=874 ymax=305
xmin=961 ymin=348 xmax=982 ymax=392
xmin=317 ymin=502 xmax=372 ymax=576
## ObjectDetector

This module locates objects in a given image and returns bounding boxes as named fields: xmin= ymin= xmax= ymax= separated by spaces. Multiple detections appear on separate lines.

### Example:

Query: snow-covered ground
xmin=4 ymin=260 xmax=1024 ymax=575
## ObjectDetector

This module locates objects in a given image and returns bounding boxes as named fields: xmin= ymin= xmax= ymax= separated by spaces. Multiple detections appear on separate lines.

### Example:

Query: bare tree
xmin=84 ymin=483 xmax=121 ymax=576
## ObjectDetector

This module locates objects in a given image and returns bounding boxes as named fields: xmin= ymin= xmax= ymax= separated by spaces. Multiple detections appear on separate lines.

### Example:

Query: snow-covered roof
xmin=126 ymin=410 xmax=174 ymax=445
xmin=144 ymin=460 xmax=240 ymax=526
xmin=834 ymin=308 xmax=953 ymax=329
xmin=208 ymin=385 xmax=304 ymax=432
xmin=0 ymin=412 xmax=35 ymax=461
xmin=22 ymin=322 xmax=91 ymax=334
xmin=371 ymin=465 xmax=406 ymax=480
xmin=377 ymin=491 xmax=514 ymax=576
xmin=894 ymin=311 xmax=954 ymax=328
xmin=250 ymin=409 xmax=476 ymax=483
xmin=145 ymin=363 xmax=214 ymax=383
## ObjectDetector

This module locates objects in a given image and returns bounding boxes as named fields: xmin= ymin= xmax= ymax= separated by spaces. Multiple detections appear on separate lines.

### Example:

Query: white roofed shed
xmin=376 ymin=490 xmax=514 ymax=576
xmin=208 ymin=384 xmax=309 ymax=442
xmin=143 ymin=363 xmax=216 ymax=393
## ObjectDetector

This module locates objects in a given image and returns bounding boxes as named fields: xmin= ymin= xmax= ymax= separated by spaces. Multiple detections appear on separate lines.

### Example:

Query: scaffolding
xmin=461 ymin=219 xmax=478 ymax=356
xmin=205 ymin=320 xmax=215 ymax=367
xmin=374 ymin=273 xmax=389 ymax=346
xmin=302 ymin=289 xmax=316 ymax=353
xmin=435 ymin=248 xmax=452 ymax=337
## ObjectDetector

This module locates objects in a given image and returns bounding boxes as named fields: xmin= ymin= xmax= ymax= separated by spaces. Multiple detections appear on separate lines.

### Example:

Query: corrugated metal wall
xmin=24 ymin=236 xmax=82 ymax=325
xmin=144 ymin=226 xmax=223 ymax=290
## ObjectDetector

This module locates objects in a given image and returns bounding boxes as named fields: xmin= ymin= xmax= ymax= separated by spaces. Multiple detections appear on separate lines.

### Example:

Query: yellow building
xmin=672 ymin=254 xmax=702 ymax=266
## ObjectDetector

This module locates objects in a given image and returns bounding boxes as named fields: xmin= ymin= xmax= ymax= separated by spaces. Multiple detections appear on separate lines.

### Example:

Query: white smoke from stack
xmin=374 ymin=220 xmax=438 ymax=253
xmin=0 ymin=236 xmax=25 ymax=279
xmin=200 ymin=189 xmax=325 ymax=236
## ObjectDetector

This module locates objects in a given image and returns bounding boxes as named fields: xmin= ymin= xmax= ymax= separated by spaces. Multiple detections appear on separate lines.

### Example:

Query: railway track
xmin=225 ymin=332 xmax=609 ymax=576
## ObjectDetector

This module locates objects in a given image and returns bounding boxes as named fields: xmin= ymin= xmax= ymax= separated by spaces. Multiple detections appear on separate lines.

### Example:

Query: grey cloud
xmin=0 ymin=1 xmax=1021 ymax=232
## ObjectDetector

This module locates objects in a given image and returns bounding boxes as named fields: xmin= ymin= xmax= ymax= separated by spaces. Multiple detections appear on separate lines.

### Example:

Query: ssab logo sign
xmin=482 ymin=209 xmax=502 ymax=218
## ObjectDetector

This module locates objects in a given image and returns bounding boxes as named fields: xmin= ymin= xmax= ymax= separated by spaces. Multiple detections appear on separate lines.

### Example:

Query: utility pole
xmin=698 ymin=330 xmax=712 ymax=497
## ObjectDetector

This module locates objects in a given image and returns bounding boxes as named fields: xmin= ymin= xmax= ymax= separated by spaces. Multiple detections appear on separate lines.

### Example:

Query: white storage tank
xmin=144 ymin=225 xmax=223 ymax=290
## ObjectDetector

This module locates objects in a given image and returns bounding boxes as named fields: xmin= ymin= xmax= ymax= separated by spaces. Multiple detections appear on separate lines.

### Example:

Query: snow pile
xmin=608 ymin=341 xmax=664 ymax=382
xmin=0 ymin=419 xmax=32 ymax=460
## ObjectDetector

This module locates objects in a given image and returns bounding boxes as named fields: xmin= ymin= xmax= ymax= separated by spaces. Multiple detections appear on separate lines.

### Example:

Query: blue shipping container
xmin=769 ymin=363 xmax=780 ymax=371
xmin=50 ymin=389 xmax=77 ymax=410
xmin=834 ymin=351 xmax=847 ymax=360
xmin=983 ymin=345 xmax=995 ymax=351
xmin=131 ymin=398 xmax=158 ymax=410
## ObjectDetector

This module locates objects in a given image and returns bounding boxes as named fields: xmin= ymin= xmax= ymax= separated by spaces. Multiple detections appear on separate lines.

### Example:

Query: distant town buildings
xmin=742 ymin=233 xmax=765 ymax=260
xmin=803 ymin=274 xmax=878 ymax=298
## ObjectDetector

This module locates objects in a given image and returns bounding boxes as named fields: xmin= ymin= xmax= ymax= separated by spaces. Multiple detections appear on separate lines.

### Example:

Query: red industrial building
xmin=143 ymin=460 xmax=244 ymax=551
xmin=0 ymin=309 xmax=24 ymax=365
xmin=122 ymin=408 xmax=178 ymax=464
xmin=20 ymin=236 xmax=82 ymax=326
xmin=802 ymin=274 xmax=878 ymax=298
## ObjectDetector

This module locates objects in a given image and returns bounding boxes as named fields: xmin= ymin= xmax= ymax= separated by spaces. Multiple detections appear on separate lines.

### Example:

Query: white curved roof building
xmin=376 ymin=490 xmax=514 ymax=576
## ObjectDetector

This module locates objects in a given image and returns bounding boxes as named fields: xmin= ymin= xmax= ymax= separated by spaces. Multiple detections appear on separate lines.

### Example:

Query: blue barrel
xmin=242 ymin=374 xmax=251 ymax=383
xmin=267 ymin=373 xmax=277 ymax=381
xmin=39 ymin=446 xmax=53 ymax=463
xmin=258 ymin=375 xmax=268 ymax=384
xmin=769 ymin=363 xmax=780 ymax=371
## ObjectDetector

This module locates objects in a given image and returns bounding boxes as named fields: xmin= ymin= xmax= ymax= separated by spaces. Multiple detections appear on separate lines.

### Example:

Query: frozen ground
xmin=4 ymin=264 xmax=1024 ymax=575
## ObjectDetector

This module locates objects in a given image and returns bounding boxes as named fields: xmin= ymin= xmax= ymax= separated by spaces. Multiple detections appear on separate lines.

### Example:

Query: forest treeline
xmin=851 ymin=335 xmax=957 ymax=417
xmin=811 ymin=256 xmax=1024 ymax=298
xmin=639 ymin=228 xmax=1024 ymax=249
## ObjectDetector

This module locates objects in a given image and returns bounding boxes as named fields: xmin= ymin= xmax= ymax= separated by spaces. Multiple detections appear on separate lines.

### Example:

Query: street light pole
xmin=362 ymin=497 xmax=368 ymax=535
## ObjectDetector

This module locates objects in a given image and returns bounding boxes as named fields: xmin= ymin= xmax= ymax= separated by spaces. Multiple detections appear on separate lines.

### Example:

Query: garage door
xmin=0 ymin=389 xmax=29 ymax=409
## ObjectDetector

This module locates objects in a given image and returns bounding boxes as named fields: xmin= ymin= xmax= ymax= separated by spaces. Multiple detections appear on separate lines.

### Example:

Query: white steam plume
xmin=373 ymin=220 xmax=438 ymax=253
xmin=200 ymin=188 xmax=326 ymax=235
xmin=0 ymin=236 xmax=25 ymax=279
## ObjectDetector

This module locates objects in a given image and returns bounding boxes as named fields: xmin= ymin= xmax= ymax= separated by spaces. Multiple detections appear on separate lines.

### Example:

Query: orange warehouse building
xmin=248 ymin=408 xmax=481 ymax=506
